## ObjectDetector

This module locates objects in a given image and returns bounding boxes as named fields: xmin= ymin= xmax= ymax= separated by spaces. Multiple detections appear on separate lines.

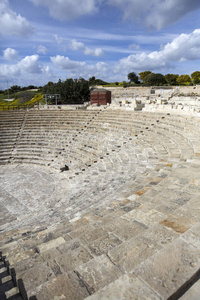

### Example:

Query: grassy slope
xmin=0 ymin=91 xmax=44 ymax=110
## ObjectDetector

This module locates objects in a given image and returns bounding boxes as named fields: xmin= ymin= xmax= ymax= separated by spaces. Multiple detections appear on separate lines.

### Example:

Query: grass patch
xmin=0 ymin=91 xmax=44 ymax=110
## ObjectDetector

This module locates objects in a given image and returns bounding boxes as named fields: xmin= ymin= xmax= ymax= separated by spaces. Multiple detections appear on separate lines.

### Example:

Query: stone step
xmin=28 ymin=273 xmax=90 ymax=300
xmin=5 ymin=287 xmax=22 ymax=300
xmin=85 ymin=273 xmax=162 ymax=300
xmin=0 ymin=258 xmax=22 ymax=300
xmin=75 ymin=254 xmax=123 ymax=294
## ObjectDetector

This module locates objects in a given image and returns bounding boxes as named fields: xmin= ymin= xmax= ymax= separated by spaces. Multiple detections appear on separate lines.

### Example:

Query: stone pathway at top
xmin=0 ymin=109 xmax=200 ymax=299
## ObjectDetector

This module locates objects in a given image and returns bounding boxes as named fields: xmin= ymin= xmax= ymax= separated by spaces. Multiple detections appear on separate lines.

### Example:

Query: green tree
xmin=127 ymin=72 xmax=139 ymax=83
xmin=176 ymin=75 xmax=191 ymax=86
xmin=191 ymin=71 xmax=200 ymax=79
xmin=43 ymin=81 xmax=55 ymax=94
xmin=27 ymin=85 xmax=37 ymax=90
xmin=165 ymin=74 xmax=179 ymax=85
xmin=9 ymin=85 xmax=21 ymax=94
xmin=145 ymin=73 xmax=166 ymax=86
xmin=191 ymin=71 xmax=200 ymax=84
xmin=88 ymin=76 xmax=107 ymax=86
xmin=139 ymin=71 xmax=152 ymax=83
xmin=43 ymin=78 xmax=90 ymax=104
xmin=89 ymin=76 xmax=96 ymax=86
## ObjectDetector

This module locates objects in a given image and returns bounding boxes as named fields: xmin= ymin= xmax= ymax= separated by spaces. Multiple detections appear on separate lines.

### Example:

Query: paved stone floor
xmin=0 ymin=164 xmax=71 ymax=232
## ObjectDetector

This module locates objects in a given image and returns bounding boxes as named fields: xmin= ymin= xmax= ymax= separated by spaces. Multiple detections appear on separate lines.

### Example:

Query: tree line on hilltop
xmin=127 ymin=71 xmax=200 ymax=86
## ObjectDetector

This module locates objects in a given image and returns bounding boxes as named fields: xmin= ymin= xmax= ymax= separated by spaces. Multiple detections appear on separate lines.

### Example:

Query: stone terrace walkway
xmin=0 ymin=109 xmax=200 ymax=299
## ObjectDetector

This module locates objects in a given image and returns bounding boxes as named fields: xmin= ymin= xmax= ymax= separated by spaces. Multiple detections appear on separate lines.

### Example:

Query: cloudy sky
xmin=1 ymin=0 xmax=200 ymax=89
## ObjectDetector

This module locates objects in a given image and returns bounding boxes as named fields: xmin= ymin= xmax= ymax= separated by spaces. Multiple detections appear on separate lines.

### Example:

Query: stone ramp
xmin=0 ymin=109 xmax=200 ymax=299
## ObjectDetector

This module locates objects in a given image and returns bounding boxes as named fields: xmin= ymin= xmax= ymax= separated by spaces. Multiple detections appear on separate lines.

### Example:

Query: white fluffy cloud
xmin=3 ymin=48 xmax=18 ymax=61
xmin=50 ymin=55 xmax=109 ymax=79
xmin=0 ymin=55 xmax=43 ymax=79
xmin=0 ymin=0 xmax=33 ymax=37
xmin=50 ymin=55 xmax=86 ymax=70
xmin=115 ymin=29 xmax=200 ymax=73
xmin=0 ymin=64 xmax=20 ymax=78
xmin=18 ymin=55 xmax=42 ymax=74
xmin=30 ymin=0 xmax=98 ymax=21
xmin=69 ymin=39 xmax=104 ymax=57
xmin=108 ymin=0 xmax=200 ymax=30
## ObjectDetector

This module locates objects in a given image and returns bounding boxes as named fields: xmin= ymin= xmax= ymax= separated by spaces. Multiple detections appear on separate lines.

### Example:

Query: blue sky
xmin=1 ymin=0 xmax=200 ymax=89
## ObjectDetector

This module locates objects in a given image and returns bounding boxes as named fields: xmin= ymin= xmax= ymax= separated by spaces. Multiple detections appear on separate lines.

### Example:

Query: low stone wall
xmin=35 ymin=104 xmax=88 ymax=110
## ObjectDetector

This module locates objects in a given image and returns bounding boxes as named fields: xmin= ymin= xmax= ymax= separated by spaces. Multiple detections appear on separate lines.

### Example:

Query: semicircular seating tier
xmin=0 ymin=109 xmax=200 ymax=300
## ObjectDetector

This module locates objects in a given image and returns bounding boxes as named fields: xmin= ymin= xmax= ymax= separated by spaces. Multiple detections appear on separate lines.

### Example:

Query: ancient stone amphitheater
xmin=0 ymin=107 xmax=200 ymax=300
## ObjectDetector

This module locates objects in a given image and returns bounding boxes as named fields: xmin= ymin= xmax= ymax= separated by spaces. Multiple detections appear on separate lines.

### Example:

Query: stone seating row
xmin=90 ymin=116 xmax=192 ymax=164
xmin=2 ymin=110 xmax=190 ymax=177
xmin=0 ymin=110 xmax=195 ymax=182
xmin=9 ymin=114 xmax=143 ymax=172
xmin=98 ymin=111 xmax=199 ymax=158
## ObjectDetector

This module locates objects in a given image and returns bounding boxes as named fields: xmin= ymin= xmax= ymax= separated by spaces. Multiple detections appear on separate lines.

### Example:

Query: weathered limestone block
xmin=133 ymin=238 xmax=200 ymax=299
xmin=28 ymin=273 xmax=89 ymax=300
xmin=109 ymin=234 xmax=161 ymax=272
xmin=6 ymin=248 xmax=36 ymax=266
xmin=21 ymin=262 xmax=55 ymax=296
xmin=111 ymin=219 xmax=148 ymax=241
xmin=69 ymin=223 xmax=97 ymax=239
xmin=80 ymin=226 xmax=107 ymax=244
xmin=13 ymin=253 xmax=44 ymax=279
xmin=122 ymin=208 xmax=167 ymax=227
xmin=85 ymin=273 xmax=162 ymax=300
xmin=182 ymin=222 xmax=200 ymax=248
xmin=36 ymin=237 xmax=66 ymax=253
xmin=76 ymin=254 xmax=123 ymax=293
xmin=160 ymin=212 xmax=197 ymax=234
xmin=85 ymin=232 xmax=123 ymax=256
xmin=55 ymin=246 xmax=93 ymax=272
xmin=5 ymin=287 xmax=21 ymax=299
